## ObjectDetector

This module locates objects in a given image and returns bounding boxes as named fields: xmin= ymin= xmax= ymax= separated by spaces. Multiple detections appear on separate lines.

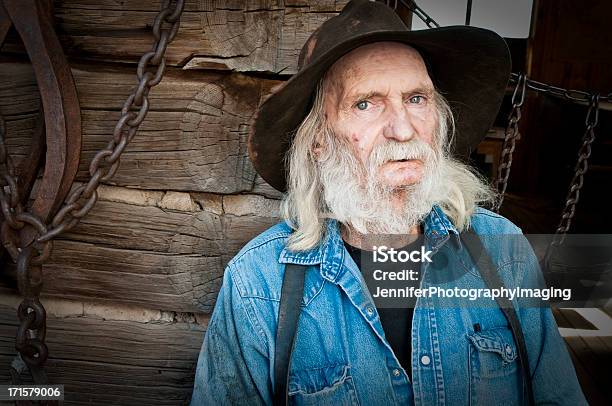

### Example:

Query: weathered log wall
xmin=0 ymin=296 xmax=207 ymax=405
xmin=1 ymin=61 xmax=279 ymax=194
xmin=4 ymin=0 xmax=347 ymax=73
xmin=0 ymin=1 xmax=347 ymax=404
xmin=2 ymin=183 xmax=281 ymax=313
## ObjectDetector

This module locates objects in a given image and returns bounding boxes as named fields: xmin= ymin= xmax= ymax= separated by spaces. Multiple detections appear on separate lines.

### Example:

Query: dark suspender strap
xmin=273 ymin=263 xmax=306 ymax=406
xmin=461 ymin=231 xmax=535 ymax=406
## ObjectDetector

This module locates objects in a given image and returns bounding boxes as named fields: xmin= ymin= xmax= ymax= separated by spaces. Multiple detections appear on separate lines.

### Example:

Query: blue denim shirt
xmin=191 ymin=206 xmax=586 ymax=405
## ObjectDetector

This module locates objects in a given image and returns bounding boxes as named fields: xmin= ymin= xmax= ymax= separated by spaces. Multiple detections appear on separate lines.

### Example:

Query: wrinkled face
xmin=322 ymin=41 xmax=438 ymax=190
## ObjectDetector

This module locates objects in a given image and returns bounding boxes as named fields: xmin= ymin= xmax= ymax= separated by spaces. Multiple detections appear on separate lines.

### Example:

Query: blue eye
xmin=409 ymin=95 xmax=425 ymax=104
xmin=355 ymin=100 xmax=369 ymax=110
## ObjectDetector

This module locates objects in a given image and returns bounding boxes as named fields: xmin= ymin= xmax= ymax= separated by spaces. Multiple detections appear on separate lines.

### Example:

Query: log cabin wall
xmin=0 ymin=1 xmax=350 ymax=404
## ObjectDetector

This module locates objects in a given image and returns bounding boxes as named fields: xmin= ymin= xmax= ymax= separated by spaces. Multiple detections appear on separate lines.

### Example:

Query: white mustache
xmin=367 ymin=139 xmax=435 ymax=168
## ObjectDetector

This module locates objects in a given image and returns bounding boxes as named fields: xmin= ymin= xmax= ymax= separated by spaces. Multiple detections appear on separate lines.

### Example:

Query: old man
xmin=191 ymin=1 xmax=585 ymax=405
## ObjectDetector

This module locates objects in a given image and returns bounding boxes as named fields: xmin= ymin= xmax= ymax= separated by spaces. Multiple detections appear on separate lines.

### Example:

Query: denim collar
xmin=279 ymin=204 xmax=460 ymax=283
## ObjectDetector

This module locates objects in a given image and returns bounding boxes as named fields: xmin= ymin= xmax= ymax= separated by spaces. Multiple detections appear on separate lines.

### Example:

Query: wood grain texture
xmin=0 ymin=60 xmax=283 ymax=193
xmin=0 ymin=302 xmax=207 ymax=405
xmin=0 ymin=188 xmax=280 ymax=313
xmin=1 ymin=0 xmax=348 ymax=73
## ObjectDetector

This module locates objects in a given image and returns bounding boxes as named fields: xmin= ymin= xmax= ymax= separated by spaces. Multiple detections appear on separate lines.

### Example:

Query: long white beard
xmin=318 ymin=137 xmax=444 ymax=235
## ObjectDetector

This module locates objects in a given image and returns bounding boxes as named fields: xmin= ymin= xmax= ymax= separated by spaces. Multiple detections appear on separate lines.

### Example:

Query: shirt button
xmin=366 ymin=306 xmax=374 ymax=316
xmin=421 ymin=355 xmax=431 ymax=366
xmin=392 ymin=368 xmax=401 ymax=377
xmin=505 ymin=344 xmax=513 ymax=356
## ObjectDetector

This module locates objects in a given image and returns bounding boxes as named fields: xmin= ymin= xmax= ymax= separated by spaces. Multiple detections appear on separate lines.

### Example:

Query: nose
xmin=382 ymin=102 xmax=416 ymax=142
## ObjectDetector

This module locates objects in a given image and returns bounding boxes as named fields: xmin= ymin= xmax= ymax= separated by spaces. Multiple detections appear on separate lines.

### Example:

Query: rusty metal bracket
xmin=0 ymin=0 xmax=81 ymax=392
xmin=0 ymin=0 xmax=82 ymax=250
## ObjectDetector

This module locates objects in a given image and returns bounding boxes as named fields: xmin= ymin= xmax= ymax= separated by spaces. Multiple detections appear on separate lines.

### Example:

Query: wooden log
xmin=0 ymin=60 xmax=282 ymax=193
xmin=0 ymin=62 xmax=41 ymax=160
xmin=0 ymin=184 xmax=280 ymax=313
xmin=0 ymin=298 xmax=208 ymax=405
xmin=222 ymin=193 xmax=283 ymax=263
xmin=1 ymin=0 xmax=347 ymax=74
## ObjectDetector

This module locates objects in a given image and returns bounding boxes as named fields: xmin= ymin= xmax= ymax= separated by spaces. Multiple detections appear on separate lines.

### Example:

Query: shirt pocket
xmin=467 ymin=327 xmax=521 ymax=405
xmin=288 ymin=363 xmax=360 ymax=406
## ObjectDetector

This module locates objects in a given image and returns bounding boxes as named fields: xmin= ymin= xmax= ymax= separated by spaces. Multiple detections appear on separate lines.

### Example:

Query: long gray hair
xmin=280 ymin=78 xmax=497 ymax=251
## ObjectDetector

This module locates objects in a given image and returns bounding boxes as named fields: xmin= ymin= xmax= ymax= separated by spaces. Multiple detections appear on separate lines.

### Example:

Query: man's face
xmin=323 ymin=41 xmax=438 ymax=191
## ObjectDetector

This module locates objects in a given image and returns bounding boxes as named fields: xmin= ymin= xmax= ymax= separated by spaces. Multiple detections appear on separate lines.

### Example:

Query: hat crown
xmin=297 ymin=0 xmax=408 ymax=70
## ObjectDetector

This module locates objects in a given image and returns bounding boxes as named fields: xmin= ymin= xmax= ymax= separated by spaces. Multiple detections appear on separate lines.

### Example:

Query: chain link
xmin=0 ymin=116 xmax=51 ymax=376
xmin=0 ymin=0 xmax=185 ymax=386
xmin=494 ymin=73 xmax=527 ymax=212
xmin=28 ymin=0 xmax=182 ymax=256
xmin=15 ymin=246 xmax=49 ymax=367
xmin=553 ymin=94 xmax=600 ymax=244
xmin=0 ymin=115 xmax=25 ymax=263
xmin=510 ymin=73 xmax=612 ymax=103
xmin=494 ymin=75 xmax=609 ymax=218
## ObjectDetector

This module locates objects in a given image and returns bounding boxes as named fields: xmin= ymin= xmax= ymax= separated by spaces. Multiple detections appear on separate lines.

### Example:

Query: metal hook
xmin=585 ymin=93 xmax=600 ymax=127
xmin=511 ymin=73 xmax=527 ymax=108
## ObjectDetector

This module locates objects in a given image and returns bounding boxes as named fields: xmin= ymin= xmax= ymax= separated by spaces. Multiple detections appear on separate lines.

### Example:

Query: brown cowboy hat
xmin=248 ymin=0 xmax=511 ymax=192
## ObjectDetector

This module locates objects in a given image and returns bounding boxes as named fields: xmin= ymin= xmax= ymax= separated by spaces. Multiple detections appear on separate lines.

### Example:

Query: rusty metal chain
xmin=493 ymin=73 xmax=527 ymax=212
xmin=552 ymin=94 xmax=600 ymax=245
xmin=0 ymin=115 xmax=34 ymax=267
xmin=1 ymin=108 xmax=51 ymax=389
xmin=493 ymin=75 xmax=610 ymax=215
xmin=511 ymin=73 xmax=612 ymax=104
xmin=35 ymin=0 xmax=184 ymax=249
xmin=0 ymin=116 xmax=19 ymax=221
xmin=15 ymin=247 xmax=48 ymax=366
xmin=0 ymin=0 xmax=184 ymax=387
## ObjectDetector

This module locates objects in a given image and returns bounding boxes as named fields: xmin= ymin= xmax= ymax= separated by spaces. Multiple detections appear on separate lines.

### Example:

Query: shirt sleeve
xmin=190 ymin=264 xmax=272 ymax=405
xmin=516 ymin=236 xmax=588 ymax=405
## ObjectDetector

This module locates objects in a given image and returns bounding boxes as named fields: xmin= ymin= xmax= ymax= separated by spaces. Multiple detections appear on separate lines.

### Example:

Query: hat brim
xmin=248 ymin=25 xmax=511 ymax=192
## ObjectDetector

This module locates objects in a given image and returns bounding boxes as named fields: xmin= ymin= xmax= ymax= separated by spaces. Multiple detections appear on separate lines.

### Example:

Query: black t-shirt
xmin=344 ymin=236 xmax=423 ymax=378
